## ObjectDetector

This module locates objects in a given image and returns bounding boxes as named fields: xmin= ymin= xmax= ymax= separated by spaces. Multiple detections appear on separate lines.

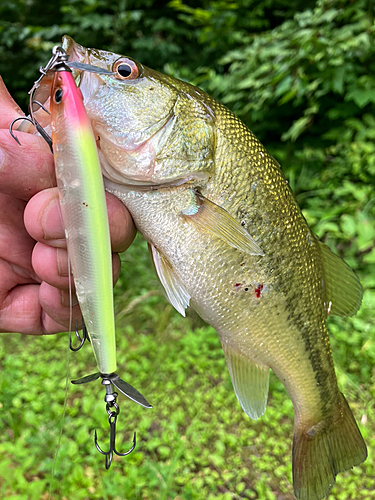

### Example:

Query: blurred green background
xmin=0 ymin=0 xmax=374 ymax=499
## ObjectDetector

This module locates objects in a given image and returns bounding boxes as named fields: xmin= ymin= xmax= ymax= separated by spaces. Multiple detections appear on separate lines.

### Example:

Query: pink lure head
xmin=50 ymin=69 xmax=90 ymax=132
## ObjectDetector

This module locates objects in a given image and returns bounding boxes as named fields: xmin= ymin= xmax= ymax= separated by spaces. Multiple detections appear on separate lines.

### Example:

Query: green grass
xmin=0 ymin=236 xmax=374 ymax=500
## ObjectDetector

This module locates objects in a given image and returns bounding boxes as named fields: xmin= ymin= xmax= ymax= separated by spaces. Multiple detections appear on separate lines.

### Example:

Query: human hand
xmin=0 ymin=76 xmax=136 ymax=334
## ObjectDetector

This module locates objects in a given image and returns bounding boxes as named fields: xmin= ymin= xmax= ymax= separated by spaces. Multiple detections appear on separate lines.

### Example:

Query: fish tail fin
xmin=292 ymin=393 xmax=367 ymax=500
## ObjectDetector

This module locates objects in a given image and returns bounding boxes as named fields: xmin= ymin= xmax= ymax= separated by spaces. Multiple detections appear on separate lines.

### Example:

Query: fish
xmin=61 ymin=36 xmax=367 ymax=500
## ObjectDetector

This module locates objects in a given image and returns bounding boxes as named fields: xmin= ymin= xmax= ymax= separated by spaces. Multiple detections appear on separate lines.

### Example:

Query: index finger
xmin=0 ymin=76 xmax=25 ymax=127
xmin=0 ymin=77 xmax=55 ymax=200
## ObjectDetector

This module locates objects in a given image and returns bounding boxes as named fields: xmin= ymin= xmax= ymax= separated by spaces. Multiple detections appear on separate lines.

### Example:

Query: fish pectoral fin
xmin=223 ymin=342 xmax=269 ymax=420
xmin=148 ymin=243 xmax=191 ymax=317
xmin=181 ymin=190 xmax=264 ymax=256
xmin=319 ymin=242 xmax=363 ymax=317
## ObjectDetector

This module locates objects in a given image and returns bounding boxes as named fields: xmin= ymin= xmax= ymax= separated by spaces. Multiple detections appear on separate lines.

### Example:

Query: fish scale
xmin=113 ymin=182 xmax=332 ymax=420
xmin=63 ymin=36 xmax=367 ymax=500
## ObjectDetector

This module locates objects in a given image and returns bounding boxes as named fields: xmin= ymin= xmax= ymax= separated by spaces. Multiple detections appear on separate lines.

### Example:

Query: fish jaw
xmin=62 ymin=35 xmax=86 ymax=64
xmin=62 ymin=36 xmax=216 ymax=187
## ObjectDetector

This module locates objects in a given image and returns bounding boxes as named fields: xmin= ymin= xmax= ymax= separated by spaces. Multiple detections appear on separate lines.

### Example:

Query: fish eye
xmin=113 ymin=58 xmax=139 ymax=80
xmin=54 ymin=88 xmax=63 ymax=103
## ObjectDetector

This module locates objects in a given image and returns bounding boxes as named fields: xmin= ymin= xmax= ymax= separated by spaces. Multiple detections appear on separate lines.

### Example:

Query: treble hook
xmin=9 ymin=45 xmax=115 ymax=154
xmin=9 ymin=46 xmax=67 ymax=152
xmin=94 ymin=378 xmax=136 ymax=469
xmin=31 ymin=100 xmax=51 ymax=115
xmin=9 ymin=115 xmax=53 ymax=153
xmin=70 ymin=316 xmax=90 ymax=351
xmin=9 ymin=117 xmax=34 ymax=146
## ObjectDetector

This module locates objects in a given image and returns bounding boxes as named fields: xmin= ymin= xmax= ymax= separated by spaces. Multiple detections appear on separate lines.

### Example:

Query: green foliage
xmin=0 ymin=0 xmax=197 ymax=109
xmin=0 ymin=238 xmax=374 ymax=499
xmin=0 ymin=0 xmax=374 ymax=498
xmin=170 ymin=0 xmax=375 ymax=283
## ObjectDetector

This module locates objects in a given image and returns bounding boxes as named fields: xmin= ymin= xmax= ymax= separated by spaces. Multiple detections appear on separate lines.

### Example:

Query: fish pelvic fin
xmin=319 ymin=242 xmax=363 ymax=317
xmin=148 ymin=243 xmax=191 ymax=316
xmin=223 ymin=342 xmax=269 ymax=420
xmin=293 ymin=392 xmax=367 ymax=500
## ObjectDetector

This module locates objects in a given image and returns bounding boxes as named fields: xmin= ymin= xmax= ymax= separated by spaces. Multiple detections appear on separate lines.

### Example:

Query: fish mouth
xmin=63 ymin=35 xmax=117 ymax=74
xmin=63 ymin=36 xmax=87 ymax=65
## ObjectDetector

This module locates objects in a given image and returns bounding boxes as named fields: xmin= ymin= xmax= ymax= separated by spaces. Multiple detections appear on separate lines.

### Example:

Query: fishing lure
xmin=10 ymin=47 xmax=152 ymax=468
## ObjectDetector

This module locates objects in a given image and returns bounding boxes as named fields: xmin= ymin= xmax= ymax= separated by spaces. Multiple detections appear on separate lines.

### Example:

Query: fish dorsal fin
xmin=148 ymin=243 xmax=191 ymax=317
xmin=223 ymin=342 xmax=269 ymax=420
xmin=181 ymin=190 xmax=264 ymax=256
xmin=319 ymin=242 xmax=363 ymax=317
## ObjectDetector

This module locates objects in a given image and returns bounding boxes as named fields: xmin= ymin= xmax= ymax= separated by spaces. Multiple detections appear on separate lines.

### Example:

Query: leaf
xmin=340 ymin=214 xmax=357 ymax=237
xmin=281 ymin=116 xmax=311 ymax=142
xmin=363 ymin=248 xmax=375 ymax=264
xmin=332 ymin=66 xmax=346 ymax=94
xmin=357 ymin=216 xmax=375 ymax=251
xmin=275 ymin=75 xmax=294 ymax=97
xmin=346 ymin=90 xmax=375 ymax=108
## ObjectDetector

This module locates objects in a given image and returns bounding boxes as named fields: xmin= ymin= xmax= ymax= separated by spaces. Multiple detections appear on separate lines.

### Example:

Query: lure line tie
xmin=9 ymin=45 xmax=114 ymax=152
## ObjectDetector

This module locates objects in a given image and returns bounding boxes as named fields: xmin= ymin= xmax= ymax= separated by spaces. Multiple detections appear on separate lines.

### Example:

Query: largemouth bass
xmin=62 ymin=36 xmax=367 ymax=500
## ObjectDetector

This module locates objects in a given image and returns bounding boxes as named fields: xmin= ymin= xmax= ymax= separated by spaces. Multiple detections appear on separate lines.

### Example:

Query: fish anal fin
xmin=148 ymin=243 xmax=190 ymax=317
xmin=181 ymin=190 xmax=264 ymax=256
xmin=293 ymin=392 xmax=367 ymax=500
xmin=223 ymin=343 xmax=269 ymax=420
xmin=319 ymin=242 xmax=363 ymax=317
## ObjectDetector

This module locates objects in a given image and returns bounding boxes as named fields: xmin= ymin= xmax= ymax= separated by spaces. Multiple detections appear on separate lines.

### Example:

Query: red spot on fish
xmin=254 ymin=284 xmax=263 ymax=298
xmin=234 ymin=283 xmax=242 ymax=291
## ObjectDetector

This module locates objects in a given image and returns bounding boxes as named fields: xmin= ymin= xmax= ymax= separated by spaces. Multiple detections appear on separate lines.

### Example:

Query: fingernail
xmin=61 ymin=290 xmax=79 ymax=307
xmin=42 ymin=199 xmax=65 ymax=240
xmin=56 ymin=248 xmax=70 ymax=277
